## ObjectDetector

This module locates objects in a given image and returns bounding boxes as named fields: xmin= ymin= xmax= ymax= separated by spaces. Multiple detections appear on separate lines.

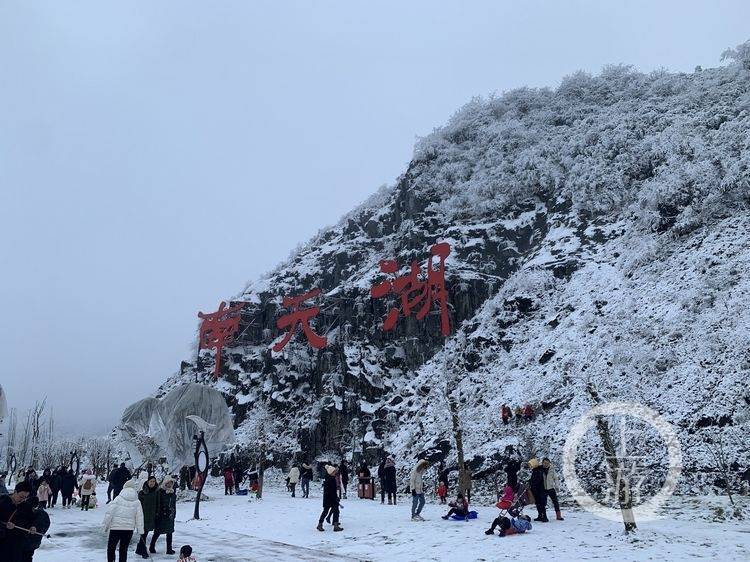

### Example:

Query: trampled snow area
xmin=33 ymin=480 xmax=750 ymax=561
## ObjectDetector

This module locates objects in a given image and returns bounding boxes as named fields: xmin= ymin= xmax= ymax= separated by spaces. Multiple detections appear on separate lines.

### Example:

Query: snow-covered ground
xmin=32 ymin=481 xmax=750 ymax=561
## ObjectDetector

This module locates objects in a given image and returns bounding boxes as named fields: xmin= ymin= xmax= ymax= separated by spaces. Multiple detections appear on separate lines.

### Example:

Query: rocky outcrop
xmin=156 ymin=42 xmax=750 ymax=494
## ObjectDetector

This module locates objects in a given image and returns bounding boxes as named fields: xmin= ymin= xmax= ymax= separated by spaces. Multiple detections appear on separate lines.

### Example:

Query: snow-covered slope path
xmin=32 ymin=482 xmax=750 ymax=561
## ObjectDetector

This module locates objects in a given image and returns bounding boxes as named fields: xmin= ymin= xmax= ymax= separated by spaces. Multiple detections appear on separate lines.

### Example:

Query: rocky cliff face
xmin=157 ymin=42 xmax=750 ymax=494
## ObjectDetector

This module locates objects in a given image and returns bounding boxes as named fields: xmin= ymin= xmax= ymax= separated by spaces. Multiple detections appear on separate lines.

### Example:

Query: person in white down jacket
xmin=103 ymin=479 xmax=145 ymax=562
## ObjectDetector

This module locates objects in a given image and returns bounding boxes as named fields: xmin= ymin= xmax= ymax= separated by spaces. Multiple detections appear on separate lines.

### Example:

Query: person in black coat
xmin=317 ymin=465 xmax=343 ymax=532
xmin=24 ymin=470 xmax=39 ymax=497
xmin=48 ymin=469 xmax=62 ymax=508
xmin=0 ymin=481 xmax=34 ymax=562
xmin=60 ymin=470 xmax=77 ymax=508
xmin=21 ymin=497 xmax=50 ymax=561
xmin=383 ymin=457 xmax=397 ymax=505
xmin=377 ymin=459 xmax=386 ymax=504
xmin=504 ymin=446 xmax=522 ymax=490
xmin=109 ymin=464 xmax=132 ymax=500
xmin=339 ymin=461 xmax=349 ymax=500
xmin=528 ymin=458 xmax=548 ymax=522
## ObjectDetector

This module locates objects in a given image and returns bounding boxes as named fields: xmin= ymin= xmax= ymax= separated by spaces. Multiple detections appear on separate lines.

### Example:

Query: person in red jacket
xmin=223 ymin=467 xmax=234 ymax=495
xmin=523 ymin=404 xmax=535 ymax=422
xmin=501 ymin=404 xmax=513 ymax=425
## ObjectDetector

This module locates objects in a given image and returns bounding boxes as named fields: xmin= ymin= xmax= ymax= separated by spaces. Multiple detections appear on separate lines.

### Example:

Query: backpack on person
xmin=83 ymin=479 xmax=93 ymax=491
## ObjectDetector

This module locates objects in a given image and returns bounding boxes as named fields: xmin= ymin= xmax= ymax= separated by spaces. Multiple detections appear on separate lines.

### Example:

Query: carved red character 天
xmin=371 ymin=242 xmax=451 ymax=336
xmin=198 ymin=301 xmax=245 ymax=379
xmin=273 ymin=288 xmax=328 ymax=352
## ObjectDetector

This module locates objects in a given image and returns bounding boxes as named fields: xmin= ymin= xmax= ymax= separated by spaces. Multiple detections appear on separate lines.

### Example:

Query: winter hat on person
xmin=528 ymin=458 xmax=540 ymax=469
xmin=325 ymin=464 xmax=336 ymax=476
xmin=122 ymin=479 xmax=138 ymax=490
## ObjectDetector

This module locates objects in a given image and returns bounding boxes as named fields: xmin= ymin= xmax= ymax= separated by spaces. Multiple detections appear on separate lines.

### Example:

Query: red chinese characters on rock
xmin=198 ymin=301 xmax=245 ymax=379
xmin=371 ymin=242 xmax=451 ymax=336
xmin=273 ymin=288 xmax=328 ymax=352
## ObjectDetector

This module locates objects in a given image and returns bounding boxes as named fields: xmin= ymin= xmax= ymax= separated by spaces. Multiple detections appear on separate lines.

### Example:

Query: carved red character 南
xmin=198 ymin=301 xmax=245 ymax=379
xmin=371 ymin=242 xmax=451 ymax=336
xmin=273 ymin=288 xmax=328 ymax=352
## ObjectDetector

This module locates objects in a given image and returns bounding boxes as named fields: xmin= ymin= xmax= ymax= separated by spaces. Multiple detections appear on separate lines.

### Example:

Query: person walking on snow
xmin=317 ymin=465 xmax=343 ymax=532
xmin=136 ymin=476 xmax=160 ymax=558
xmin=36 ymin=479 xmax=52 ymax=509
xmin=523 ymin=404 xmax=535 ymax=422
xmin=151 ymin=477 xmax=177 ymax=555
xmin=48 ymin=468 xmax=62 ymax=508
xmin=60 ymin=469 xmax=76 ymax=508
xmin=377 ymin=459 xmax=386 ymax=504
xmin=501 ymin=404 xmax=512 ymax=425
xmin=409 ymin=459 xmax=429 ymax=521
xmin=383 ymin=457 xmax=397 ymax=505
xmin=436 ymin=481 xmax=447 ymax=504
xmin=339 ymin=460 xmax=349 ymax=500
xmin=287 ymin=465 xmax=300 ymax=498
xmin=542 ymin=457 xmax=564 ymax=520
xmin=222 ymin=466 xmax=234 ymax=496
xmin=79 ymin=470 xmax=97 ymax=511
xmin=300 ymin=461 xmax=313 ymax=499
xmin=528 ymin=458 xmax=548 ymax=522
xmin=103 ymin=479 xmax=144 ymax=562
xmin=505 ymin=447 xmax=522 ymax=490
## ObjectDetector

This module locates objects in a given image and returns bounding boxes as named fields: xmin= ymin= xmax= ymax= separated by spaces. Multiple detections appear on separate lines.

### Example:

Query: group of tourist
xmin=292 ymin=446 xmax=563 ymax=538
xmin=104 ymin=473 xmax=179 ymax=560
xmin=501 ymin=403 xmax=536 ymax=424
xmin=0 ymin=462 xmax=199 ymax=562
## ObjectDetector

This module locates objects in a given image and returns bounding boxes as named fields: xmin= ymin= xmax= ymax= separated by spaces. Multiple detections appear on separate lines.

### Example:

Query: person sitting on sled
xmin=485 ymin=514 xmax=532 ymax=536
xmin=441 ymin=492 xmax=469 ymax=520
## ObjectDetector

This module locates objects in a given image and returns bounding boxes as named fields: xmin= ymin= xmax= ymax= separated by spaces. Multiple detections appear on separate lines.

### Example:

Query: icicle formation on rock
xmin=116 ymin=383 xmax=234 ymax=472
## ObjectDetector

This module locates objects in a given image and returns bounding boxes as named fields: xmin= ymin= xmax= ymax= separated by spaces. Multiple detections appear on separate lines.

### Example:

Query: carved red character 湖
xmin=370 ymin=242 xmax=451 ymax=336
xmin=273 ymin=288 xmax=328 ymax=352
xmin=198 ymin=301 xmax=245 ymax=379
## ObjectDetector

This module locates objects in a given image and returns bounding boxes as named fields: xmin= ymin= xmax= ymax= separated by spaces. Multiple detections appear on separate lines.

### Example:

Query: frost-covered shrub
xmin=411 ymin=40 xmax=750 ymax=233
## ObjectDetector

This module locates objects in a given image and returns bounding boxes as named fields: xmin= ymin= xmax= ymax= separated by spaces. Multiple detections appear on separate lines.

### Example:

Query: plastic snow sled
xmin=450 ymin=510 xmax=478 ymax=521
xmin=237 ymin=489 xmax=248 ymax=496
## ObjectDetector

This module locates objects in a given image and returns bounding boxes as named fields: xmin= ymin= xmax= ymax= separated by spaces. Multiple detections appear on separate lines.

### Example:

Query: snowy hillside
xmin=157 ymin=41 xmax=750 ymax=495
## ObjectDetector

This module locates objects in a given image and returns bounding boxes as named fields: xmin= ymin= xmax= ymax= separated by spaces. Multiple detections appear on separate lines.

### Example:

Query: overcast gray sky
xmin=1 ymin=0 xmax=747 ymax=435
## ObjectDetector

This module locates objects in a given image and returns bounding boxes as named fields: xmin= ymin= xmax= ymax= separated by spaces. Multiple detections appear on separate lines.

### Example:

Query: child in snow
xmin=223 ymin=466 xmax=234 ymax=495
xmin=177 ymin=544 xmax=196 ymax=561
xmin=441 ymin=492 xmax=469 ymax=520
xmin=37 ymin=478 xmax=52 ymax=508
xmin=90 ymin=491 xmax=98 ymax=509
xmin=436 ymin=482 xmax=447 ymax=504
